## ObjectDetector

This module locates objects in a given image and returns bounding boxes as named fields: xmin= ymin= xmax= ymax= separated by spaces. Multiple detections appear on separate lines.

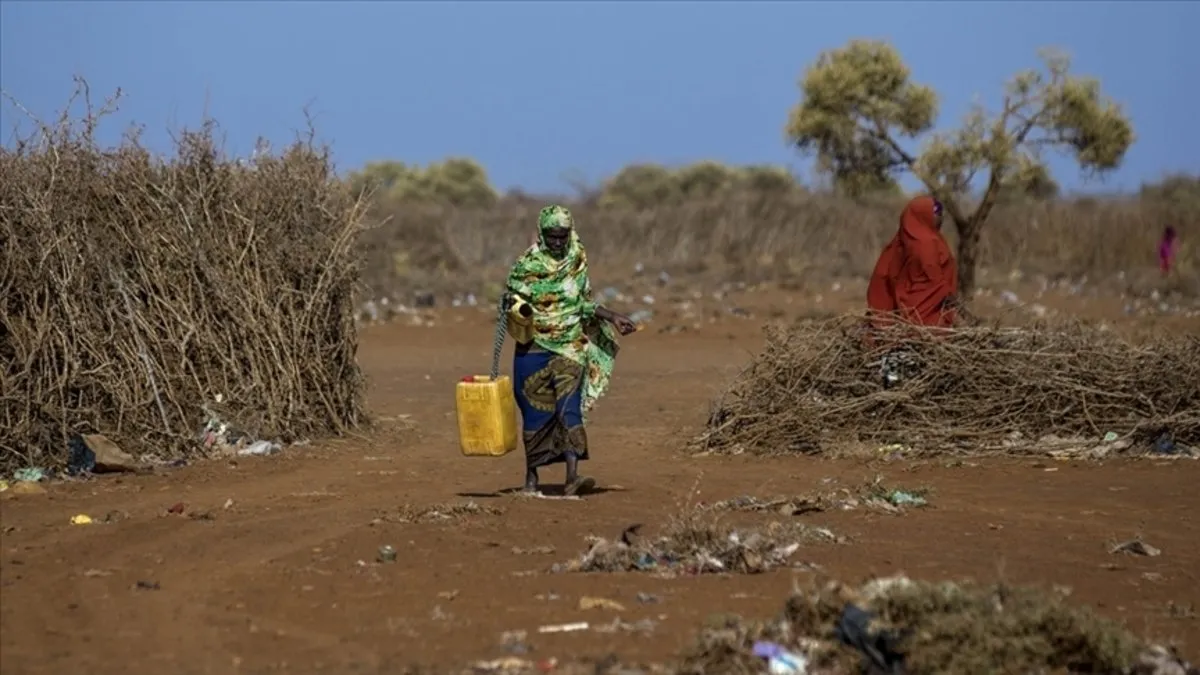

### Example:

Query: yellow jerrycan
xmin=455 ymin=294 xmax=529 ymax=457
xmin=455 ymin=375 xmax=519 ymax=457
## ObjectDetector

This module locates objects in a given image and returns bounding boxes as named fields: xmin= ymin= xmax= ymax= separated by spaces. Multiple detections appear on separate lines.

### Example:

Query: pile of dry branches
xmin=0 ymin=84 xmax=368 ymax=472
xmin=695 ymin=316 xmax=1200 ymax=457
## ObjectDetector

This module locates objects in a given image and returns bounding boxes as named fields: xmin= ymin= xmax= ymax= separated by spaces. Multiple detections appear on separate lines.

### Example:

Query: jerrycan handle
xmin=489 ymin=293 xmax=510 ymax=380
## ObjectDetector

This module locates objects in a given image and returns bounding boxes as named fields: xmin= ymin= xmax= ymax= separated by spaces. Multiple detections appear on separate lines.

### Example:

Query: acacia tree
xmin=784 ymin=40 xmax=1134 ymax=297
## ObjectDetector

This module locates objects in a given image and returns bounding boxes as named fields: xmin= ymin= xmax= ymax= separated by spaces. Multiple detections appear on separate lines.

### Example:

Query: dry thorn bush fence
xmin=357 ymin=190 xmax=1198 ymax=300
xmin=696 ymin=317 xmax=1200 ymax=457
xmin=0 ymin=90 xmax=368 ymax=473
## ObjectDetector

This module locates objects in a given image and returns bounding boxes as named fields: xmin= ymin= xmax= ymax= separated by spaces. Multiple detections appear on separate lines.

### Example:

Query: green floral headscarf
xmin=506 ymin=205 xmax=618 ymax=413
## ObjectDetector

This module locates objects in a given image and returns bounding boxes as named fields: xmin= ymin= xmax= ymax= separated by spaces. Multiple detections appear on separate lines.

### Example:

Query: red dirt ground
xmin=2 ymin=284 xmax=1199 ymax=674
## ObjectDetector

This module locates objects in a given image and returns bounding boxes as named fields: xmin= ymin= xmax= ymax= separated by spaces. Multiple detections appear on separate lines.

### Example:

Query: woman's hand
xmin=611 ymin=314 xmax=638 ymax=336
xmin=597 ymin=306 xmax=639 ymax=336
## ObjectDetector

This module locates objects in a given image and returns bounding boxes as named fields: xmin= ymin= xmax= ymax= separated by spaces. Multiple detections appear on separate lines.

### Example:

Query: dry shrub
xmin=358 ymin=188 xmax=1199 ymax=300
xmin=696 ymin=316 xmax=1200 ymax=457
xmin=357 ymin=191 xmax=888 ymax=298
xmin=0 ymin=85 xmax=368 ymax=472
xmin=676 ymin=576 xmax=1187 ymax=675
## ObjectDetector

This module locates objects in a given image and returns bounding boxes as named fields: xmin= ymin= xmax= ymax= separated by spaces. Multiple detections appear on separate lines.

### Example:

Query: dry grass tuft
xmin=0 ymin=82 xmax=368 ymax=472
xmin=695 ymin=316 xmax=1200 ymax=457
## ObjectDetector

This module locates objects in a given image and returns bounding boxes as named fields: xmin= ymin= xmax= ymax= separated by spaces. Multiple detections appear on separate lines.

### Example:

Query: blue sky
xmin=2 ymin=1 xmax=1197 ymax=194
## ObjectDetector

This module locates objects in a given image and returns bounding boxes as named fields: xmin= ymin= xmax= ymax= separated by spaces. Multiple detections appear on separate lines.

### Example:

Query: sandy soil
xmin=2 ymin=283 xmax=1198 ymax=674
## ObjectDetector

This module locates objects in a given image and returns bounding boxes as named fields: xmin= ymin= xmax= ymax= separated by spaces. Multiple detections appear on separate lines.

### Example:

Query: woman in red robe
xmin=867 ymin=195 xmax=959 ymax=329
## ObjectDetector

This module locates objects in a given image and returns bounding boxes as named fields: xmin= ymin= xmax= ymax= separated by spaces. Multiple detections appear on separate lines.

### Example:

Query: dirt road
xmin=3 ymin=288 xmax=1199 ymax=674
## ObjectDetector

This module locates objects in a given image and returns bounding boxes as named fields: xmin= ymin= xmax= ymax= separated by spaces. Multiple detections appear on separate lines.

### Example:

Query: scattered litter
xmin=238 ymin=440 xmax=282 ymax=457
xmin=835 ymin=603 xmax=906 ymax=673
xmin=880 ymin=349 xmax=918 ymax=389
xmin=199 ymin=401 xmax=287 ymax=458
xmin=223 ymin=498 xmax=234 ymax=510
xmin=594 ymin=617 xmax=658 ymax=634
xmin=387 ymin=501 xmax=503 ymax=523
xmin=886 ymin=490 xmax=928 ymax=507
xmin=1103 ymin=431 xmax=1119 ymax=443
xmin=499 ymin=629 xmax=530 ymax=655
xmin=135 ymin=580 xmax=160 ymax=591
xmin=0 ymin=480 xmax=8 ymax=492
xmin=1109 ymin=539 xmax=1162 ymax=557
xmin=538 ymin=621 xmax=589 ymax=634
xmin=67 ymin=435 xmax=96 ymax=475
xmin=707 ymin=494 xmax=829 ymax=516
xmin=377 ymin=545 xmax=397 ymax=563
xmin=13 ymin=467 xmax=45 ymax=483
xmin=167 ymin=502 xmax=186 ymax=515
xmin=470 ymin=657 xmax=532 ymax=673
xmin=1136 ymin=646 xmax=1199 ymax=675
xmin=79 ymin=434 xmax=142 ymax=473
xmin=1154 ymin=432 xmax=1178 ymax=455
xmin=752 ymin=641 xmax=810 ymax=674
xmin=83 ymin=569 xmax=112 ymax=578
xmin=555 ymin=515 xmax=833 ymax=576
xmin=579 ymin=596 xmax=626 ymax=611
xmin=70 ymin=514 xmax=94 ymax=525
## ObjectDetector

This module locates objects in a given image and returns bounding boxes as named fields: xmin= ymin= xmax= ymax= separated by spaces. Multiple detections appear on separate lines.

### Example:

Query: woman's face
xmin=542 ymin=227 xmax=571 ymax=257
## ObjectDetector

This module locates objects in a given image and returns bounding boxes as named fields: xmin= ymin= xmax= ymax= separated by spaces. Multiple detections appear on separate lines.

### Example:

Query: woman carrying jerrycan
xmin=500 ymin=205 xmax=638 ymax=496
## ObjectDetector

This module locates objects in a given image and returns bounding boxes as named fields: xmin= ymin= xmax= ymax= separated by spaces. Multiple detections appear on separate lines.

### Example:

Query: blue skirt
xmin=513 ymin=344 xmax=589 ymax=469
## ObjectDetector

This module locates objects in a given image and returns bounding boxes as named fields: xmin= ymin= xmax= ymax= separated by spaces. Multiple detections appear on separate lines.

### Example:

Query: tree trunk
xmin=954 ymin=217 xmax=983 ymax=301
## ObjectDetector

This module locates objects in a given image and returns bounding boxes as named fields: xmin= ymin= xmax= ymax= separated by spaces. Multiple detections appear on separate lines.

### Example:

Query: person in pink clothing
xmin=1159 ymin=226 xmax=1178 ymax=277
